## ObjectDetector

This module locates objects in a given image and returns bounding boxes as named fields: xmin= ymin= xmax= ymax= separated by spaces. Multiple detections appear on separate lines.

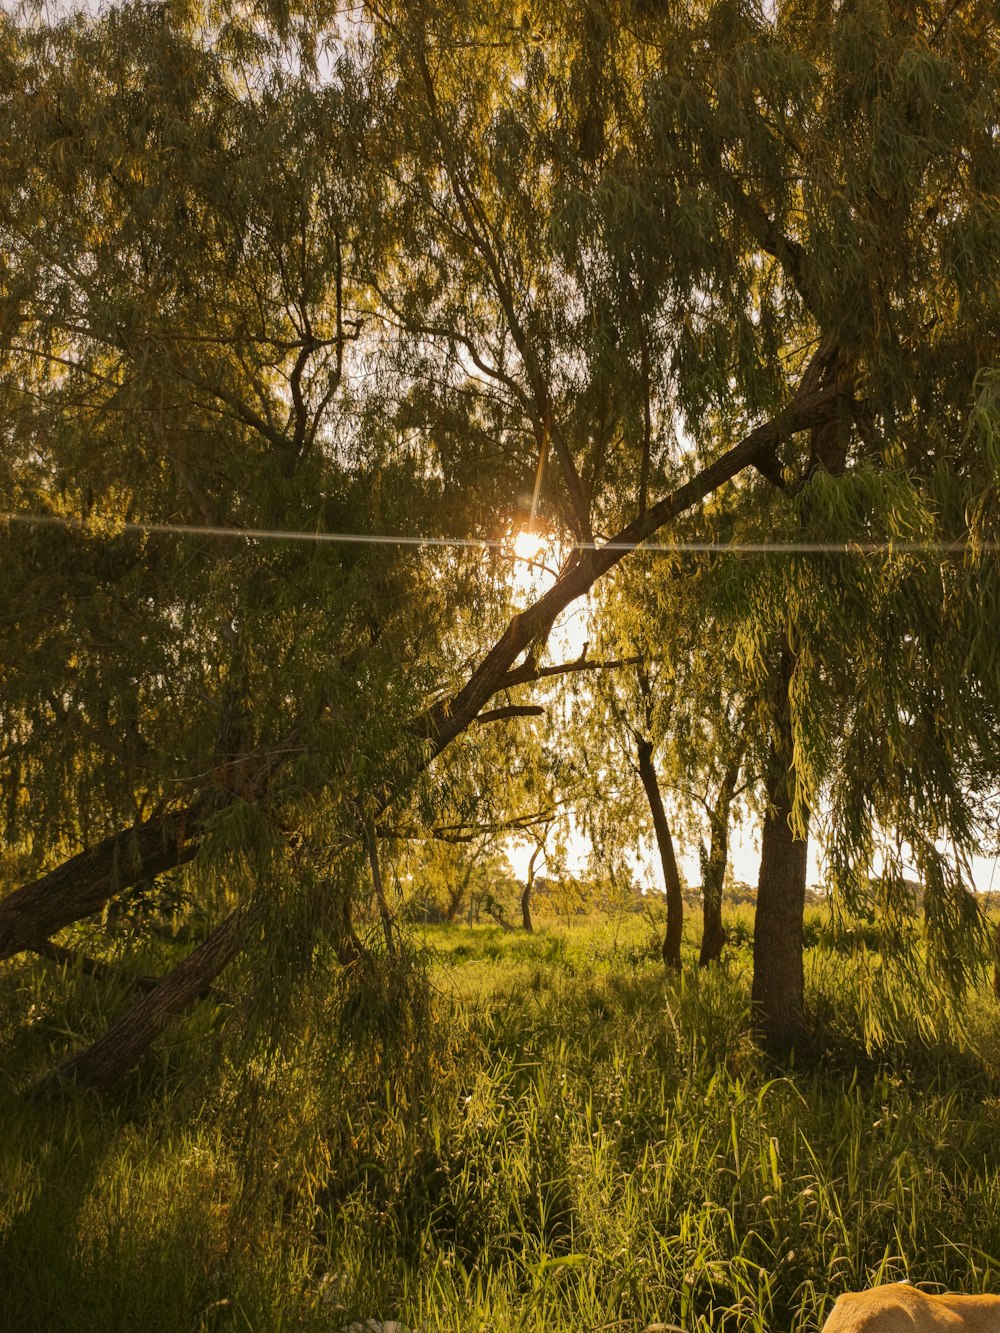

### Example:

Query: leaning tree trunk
xmin=0 ymin=729 xmax=296 ymax=962
xmin=0 ymin=805 xmax=201 ymax=960
xmin=36 ymin=903 xmax=252 ymax=1096
xmin=751 ymin=653 xmax=809 ymax=1055
xmin=12 ymin=387 xmax=839 ymax=1091
xmin=699 ymin=752 xmax=741 ymax=967
xmin=636 ymin=737 xmax=684 ymax=969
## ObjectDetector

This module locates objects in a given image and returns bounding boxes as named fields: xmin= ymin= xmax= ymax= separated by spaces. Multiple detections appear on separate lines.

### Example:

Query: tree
xmin=2 ymin=0 xmax=998 ymax=1086
xmin=581 ymin=530 xmax=752 ymax=969
xmin=618 ymin=0 xmax=1000 ymax=1049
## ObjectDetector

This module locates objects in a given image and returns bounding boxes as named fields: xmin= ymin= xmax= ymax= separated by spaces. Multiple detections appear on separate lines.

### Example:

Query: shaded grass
xmin=2 ymin=914 xmax=1000 ymax=1331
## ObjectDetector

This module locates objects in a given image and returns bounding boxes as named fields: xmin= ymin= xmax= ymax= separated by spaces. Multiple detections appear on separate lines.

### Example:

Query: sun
xmin=512 ymin=527 xmax=546 ymax=564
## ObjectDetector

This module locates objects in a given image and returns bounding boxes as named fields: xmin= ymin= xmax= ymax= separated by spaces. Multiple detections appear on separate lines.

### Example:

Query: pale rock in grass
xmin=821 ymin=1285 xmax=1000 ymax=1332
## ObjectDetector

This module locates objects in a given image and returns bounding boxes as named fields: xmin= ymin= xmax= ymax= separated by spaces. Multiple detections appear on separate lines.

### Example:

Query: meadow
xmin=2 ymin=909 xmax=999 ymax=1333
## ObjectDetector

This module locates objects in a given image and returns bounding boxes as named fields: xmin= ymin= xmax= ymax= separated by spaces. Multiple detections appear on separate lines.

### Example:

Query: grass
xmin=2 ymin=910 xmax=1000 ymax=1332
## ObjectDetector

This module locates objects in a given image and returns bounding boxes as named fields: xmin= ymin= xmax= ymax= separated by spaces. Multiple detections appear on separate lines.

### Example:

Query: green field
xmin=2 ymin=913 xmax=999 ymax=1333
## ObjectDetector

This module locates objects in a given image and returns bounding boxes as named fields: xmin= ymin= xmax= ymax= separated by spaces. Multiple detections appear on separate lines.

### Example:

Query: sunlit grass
xmin=2 ymin=913 xmax=999 ymax=1331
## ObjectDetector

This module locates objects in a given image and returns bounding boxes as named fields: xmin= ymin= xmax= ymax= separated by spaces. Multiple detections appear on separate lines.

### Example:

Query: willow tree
xmin=0 ymin=2 xmax=476 ymax=1069
xmin=369 ymin=0 xmax=1000 ymax=1049
xmin=2 ymin=0 xmax=999 ymax=1085
xmin=668 ymin=0 xmax=1000 ymax=1048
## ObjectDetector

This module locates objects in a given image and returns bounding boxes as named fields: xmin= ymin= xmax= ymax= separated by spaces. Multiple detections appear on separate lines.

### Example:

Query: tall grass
xmin=2 ymin=913 xmax=999 ymax=1332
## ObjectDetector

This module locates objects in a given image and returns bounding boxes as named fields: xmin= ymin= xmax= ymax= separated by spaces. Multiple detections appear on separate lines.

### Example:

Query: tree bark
xmin=36 ymin=904 xmax=252 ymax=1096
xmin=699 ymin=754 xmax=741 ymax=966
xmin=699 ymin=829 xmax=728 ymax=966
xmin=0 ymin=730 xmax=296 ymax=962
xmin=520 ymin=883 xmax=533 ymax=932
xmin=0 ymin=806 xmax=201 ymax=961
xmin=636 ymin=737 xmax=684 ymax=969
xmin=751 ymin=654 xmax=809 ymax=1055
xmin=521 ymin=842 xmax=543 ymax=933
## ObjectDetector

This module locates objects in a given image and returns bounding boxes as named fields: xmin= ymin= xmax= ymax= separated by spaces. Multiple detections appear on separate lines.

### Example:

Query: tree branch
xmin=29 ymin=940 xmax=160 ymax=992
xmin=375 ymin=805 xmax=560 ymax=843
xmin=496 ymin=654 xmax=643 ymax=692
xmin=473 ymin=704 xmax=546 ymax=725
xmin=35 ymin=903 xmax=252 ymax=1097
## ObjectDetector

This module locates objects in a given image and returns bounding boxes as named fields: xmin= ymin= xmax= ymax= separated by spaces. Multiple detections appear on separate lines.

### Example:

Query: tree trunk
xmin=636 ymin=737 xmax=684 ymax=969
xmin=699 ymin=754 xmax=740 ymax=967
xmin=699 ymin=837 xmax=728 ymax=966
xmin=751 ymin=654 xmax=809 ymax=1055
xmin=700 ymin=829 xmax=728 ymax=969
xmin=521 ymin=882 xmax=533 ymax=932
xmin=445 ymin=867 xmax=474 ymax=923
xmin=484 ymin=897 xmax=514 ymax=931
xmin=521 ymin=842 xmax=543 ymax=933
xmin=0 ymin=805 xmax=202 ymax=961
xmin=36 ymin=904 xmax=252 ymax=1096
xmin=0 ymin=730 xmax=296 ymax=962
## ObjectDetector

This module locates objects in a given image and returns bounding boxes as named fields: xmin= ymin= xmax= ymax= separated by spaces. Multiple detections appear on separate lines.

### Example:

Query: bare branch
xmin=474 ymin=704 xmax=546 ymax=725
xmin=30 ymin=940 xmax=160 ymax=992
